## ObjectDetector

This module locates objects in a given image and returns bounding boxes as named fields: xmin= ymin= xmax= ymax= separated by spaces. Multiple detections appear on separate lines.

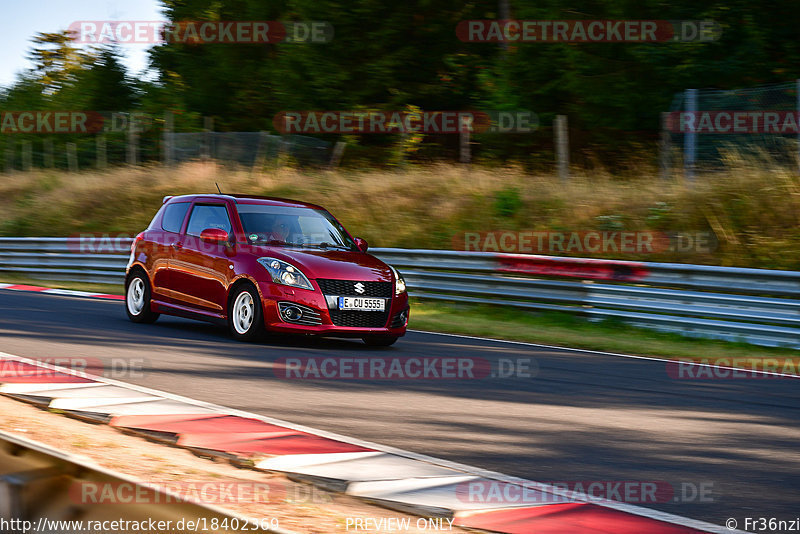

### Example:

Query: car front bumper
xmin=256 ymin=280 xmax=409 ymax=337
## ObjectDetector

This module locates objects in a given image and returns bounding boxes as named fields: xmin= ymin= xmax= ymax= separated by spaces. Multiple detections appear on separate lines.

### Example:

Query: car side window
xmin=161 ymin=202 xmax=191 ymax=233
xmin=186 ymin=204 xmax=233 ymax=237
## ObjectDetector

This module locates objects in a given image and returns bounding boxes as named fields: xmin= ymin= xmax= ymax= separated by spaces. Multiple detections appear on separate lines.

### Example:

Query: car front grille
xmin=316 ymin=279 xmax=392 ymax=298
xmin=316 ymin=279 xmax=393 ymax=328
xmin=328 ymin=309 xmax=391 ymax=328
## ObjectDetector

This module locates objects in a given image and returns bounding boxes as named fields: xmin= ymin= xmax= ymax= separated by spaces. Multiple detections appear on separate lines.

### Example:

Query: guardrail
xmin=0 ymin=430 xmax=286 ymax=534
xmin=1 ymin=238 xmax=798 ymax=349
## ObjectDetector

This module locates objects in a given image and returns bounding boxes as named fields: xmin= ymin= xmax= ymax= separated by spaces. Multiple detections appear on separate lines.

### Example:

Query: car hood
xmin=246 ymin=246 xmax=392 ymax=282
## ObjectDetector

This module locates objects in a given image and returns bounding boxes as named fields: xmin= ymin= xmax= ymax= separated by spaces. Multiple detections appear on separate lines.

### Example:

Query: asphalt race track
xmin=1 ymin=290 xmax=798 ymax=529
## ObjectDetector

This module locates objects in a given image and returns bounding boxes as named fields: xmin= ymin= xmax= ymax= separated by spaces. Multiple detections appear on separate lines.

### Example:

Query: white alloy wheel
xmin=232 ymin=290 xmax=255 ymax=335
xmin=127 ymin=277 xmax=146 ymax=315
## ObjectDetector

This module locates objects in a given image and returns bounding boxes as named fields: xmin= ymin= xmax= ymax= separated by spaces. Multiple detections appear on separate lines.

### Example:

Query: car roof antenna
xmin=216 ymin=182 xmax=223 ymax=194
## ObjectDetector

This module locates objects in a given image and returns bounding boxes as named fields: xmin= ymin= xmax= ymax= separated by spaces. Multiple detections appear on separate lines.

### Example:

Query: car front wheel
xmin=125 ymin=272 xmax=160 ymax=324
xmin=228 ymin=284 xmax=264 ymax=341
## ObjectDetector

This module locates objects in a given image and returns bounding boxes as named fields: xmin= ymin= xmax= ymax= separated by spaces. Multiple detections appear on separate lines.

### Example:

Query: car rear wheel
xmin=125 ymin=272 xmax=160 ymax=324
xmin=362 ymin=335 xmax=399 ymax=347
xmin=229 ymin=284 xmax=264 ymax=341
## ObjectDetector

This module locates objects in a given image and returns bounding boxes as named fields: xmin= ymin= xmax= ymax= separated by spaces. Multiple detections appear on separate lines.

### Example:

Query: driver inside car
xmin=265 ymin=215 xmax=294 ymax=243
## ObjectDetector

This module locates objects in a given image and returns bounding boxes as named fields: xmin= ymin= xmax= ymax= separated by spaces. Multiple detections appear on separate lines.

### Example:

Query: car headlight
xmin=257 ymin=257 xmax=313 ymax=290
xmin=389 ymin=265 xmax=407 ymax=295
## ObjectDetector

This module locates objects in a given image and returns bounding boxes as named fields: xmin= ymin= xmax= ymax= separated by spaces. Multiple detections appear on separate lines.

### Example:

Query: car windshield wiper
xmin=300 ymin=242 xmax=353 ymax=251
xmin=258 ymin=240 xmax=352 ymax=250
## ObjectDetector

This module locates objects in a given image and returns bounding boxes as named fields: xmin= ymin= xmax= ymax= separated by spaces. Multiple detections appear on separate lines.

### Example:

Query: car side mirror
xmin=354 ymin=237 xmax=368 ymax=252
xmin=200 ymin=228 xmax=230 ymax=244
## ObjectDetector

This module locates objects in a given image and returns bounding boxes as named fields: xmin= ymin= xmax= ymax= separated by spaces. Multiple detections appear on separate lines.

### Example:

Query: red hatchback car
xmin=125 ymin=194 xmax=409 ymax=346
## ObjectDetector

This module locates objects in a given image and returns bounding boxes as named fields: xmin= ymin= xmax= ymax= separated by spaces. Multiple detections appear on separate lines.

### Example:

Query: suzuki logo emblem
xmin=354 ymin=282 xmax=366 ymax=294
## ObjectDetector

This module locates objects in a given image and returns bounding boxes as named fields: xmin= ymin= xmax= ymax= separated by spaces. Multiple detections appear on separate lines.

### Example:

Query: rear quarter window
xmin=161 ymin=202 xmax=191 ymax=233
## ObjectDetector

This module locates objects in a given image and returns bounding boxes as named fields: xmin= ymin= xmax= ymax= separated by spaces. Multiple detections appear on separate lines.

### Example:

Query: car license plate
xmin=338 ymin=297 xmax=385 ymax=311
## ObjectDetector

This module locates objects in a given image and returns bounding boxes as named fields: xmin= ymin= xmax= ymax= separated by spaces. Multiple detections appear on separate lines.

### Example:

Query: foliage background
xmin=2 ymin=0 xmax=799 ymax=166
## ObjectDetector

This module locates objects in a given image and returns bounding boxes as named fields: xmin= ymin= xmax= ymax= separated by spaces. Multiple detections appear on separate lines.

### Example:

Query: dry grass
xmin=1 ymin=158 xmax=798 ymax=268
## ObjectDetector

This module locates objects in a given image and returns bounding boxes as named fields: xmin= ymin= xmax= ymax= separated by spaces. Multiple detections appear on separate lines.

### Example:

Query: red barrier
xmin=0 ymin=359 xmax=95 ymax=384
xmin=456 ymin=503 xmax=708 ymax=534
xmin=496 ymin=254 xmax=650 ymax=282
xmin=110 ymin=414 xmax=284 ymax=434
xmin=110 ymin=414 xmax=373 ymax=456
xmin=178 ymin=432 xmax=373 ymax=456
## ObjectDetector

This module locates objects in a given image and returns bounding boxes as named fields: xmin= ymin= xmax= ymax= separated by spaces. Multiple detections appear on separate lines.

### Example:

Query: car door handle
xmin=171 ymin=242 xmax=183 ymax=249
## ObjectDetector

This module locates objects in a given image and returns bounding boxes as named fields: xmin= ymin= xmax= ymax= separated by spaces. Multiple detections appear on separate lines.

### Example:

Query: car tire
xmin=362 ymin=335 xmax=399 ymax=347
xmin=228 ymin=284 xmax=264 ymax=342
xmin=125 ymin=271 xmax=160 ymax=324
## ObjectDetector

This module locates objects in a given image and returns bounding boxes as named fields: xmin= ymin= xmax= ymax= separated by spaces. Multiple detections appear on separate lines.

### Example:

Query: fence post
xmin=277 ymin=136 xmax=288 ymax=167
xmin=66 ymin=142 xmax=78 ymax=172
xmin=252 ymin=130 xmax=269 ymax=171
xmin=21 ymin=140 xmax=32 ymax=171
xmin=127 ymin=114 xmax=138 ymax=165
xmin=203 ymin=116 xmax=214 ymax=160
xmin=554 ymin=115 xmax=569 ymax=181
xmin=459 ymin=115 xmax=472 ymax=164
xmin=659 ymin=112 xmax=671 ymax=181
xmin=684 ymin=88 xmax=697 ymax=182
xmin=96 ymin=134 xmax=107 ymax=169
xmin=163 ymin=110 xmax=174 ymax=165
xmin=4 ymin=139 xmax=14 ymax=173
xmin=498 ymin=0 xmax=510 ymax=51
xmin=329 ymin=141 xmax=346 ymax=169
xmin=43 ymin=139 xmax=54 ymax=168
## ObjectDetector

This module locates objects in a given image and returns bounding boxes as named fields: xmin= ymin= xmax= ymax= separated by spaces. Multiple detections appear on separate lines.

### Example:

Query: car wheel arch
xmin=226 ymin=276 xmax=263 ymax=317
xmin=126 ymin=263 xmax=149 ymax=285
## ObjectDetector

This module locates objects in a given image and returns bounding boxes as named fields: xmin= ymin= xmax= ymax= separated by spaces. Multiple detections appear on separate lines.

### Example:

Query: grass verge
xmin=1 ymin=159 xmax=798 ymax=269
xmin=408 ymin=298 xmax=799 ymax=363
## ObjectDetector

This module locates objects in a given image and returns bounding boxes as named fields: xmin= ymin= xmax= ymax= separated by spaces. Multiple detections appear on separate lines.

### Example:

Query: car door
xmin=151 ymin=201 xmax=191 ymax=303
xmin=169 ymin=202 xmax=236 ymax=315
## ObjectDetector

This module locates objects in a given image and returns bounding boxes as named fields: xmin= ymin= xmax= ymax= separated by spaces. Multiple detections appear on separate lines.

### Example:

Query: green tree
xmin=26 ymin=31 xmax=90 ymax=95
xmin=80 ymin=46 xmax=137 ymax=111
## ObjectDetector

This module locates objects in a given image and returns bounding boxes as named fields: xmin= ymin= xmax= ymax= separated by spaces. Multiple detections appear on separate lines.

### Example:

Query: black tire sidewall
xmin=125 ymin=272 xmax=159 ymax=323
xmin=228 ymin=284 xmax=264 ymax=341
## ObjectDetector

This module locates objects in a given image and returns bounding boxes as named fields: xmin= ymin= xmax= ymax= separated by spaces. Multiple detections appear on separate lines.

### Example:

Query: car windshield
xmin=236 ymin=204 xmax=356 ymax=250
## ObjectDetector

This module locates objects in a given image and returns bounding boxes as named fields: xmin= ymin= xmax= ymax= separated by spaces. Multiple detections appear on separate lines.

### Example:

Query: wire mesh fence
xmin=1 ymin=133 xmax=158 ymax=171
xmin=167 ymin=132 xmax=332 ymax=167
xmin=0 ymin=126 xmax=333 ymax=172
xmin=666 ymin=80 xmax=799 ymax=172
xmin=5 ymin=88 xmax=800 ymax=176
